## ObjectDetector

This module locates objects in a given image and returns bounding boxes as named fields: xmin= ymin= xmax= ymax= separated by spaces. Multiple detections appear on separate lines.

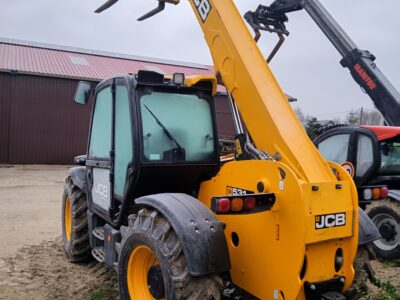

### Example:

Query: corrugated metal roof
xmin=0 ymin=38 xmax=300 ymax=99
xmin=0 ymin=38 xmax=214 ymax=82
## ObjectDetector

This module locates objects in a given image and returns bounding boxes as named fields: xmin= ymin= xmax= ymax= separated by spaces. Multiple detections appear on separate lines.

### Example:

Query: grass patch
xmin=382 ymin=261 xmax=398 ymax=269
xmin=367 ymin=279 xmax=400 ymax=300
xmin=89 ymin=287 xmax=117 ymax=300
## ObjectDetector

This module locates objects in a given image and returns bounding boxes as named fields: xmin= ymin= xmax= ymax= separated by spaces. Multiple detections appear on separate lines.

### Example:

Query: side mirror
xmin=74 ymin=81 xmax=92 ymax=105
xmin=381 ymin=142 xmax=390 ymax=156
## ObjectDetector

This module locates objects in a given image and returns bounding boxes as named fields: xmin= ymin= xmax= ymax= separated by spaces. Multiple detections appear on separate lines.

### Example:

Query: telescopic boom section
xmin=266 ymin=0 xmax=400 ymax=126
xmin=188 ymin=0 xmax=334 ymax=182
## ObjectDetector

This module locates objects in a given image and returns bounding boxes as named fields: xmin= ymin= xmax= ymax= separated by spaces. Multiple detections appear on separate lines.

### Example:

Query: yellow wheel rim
xmin=64 ymin=196 xmax=72 ymax=241
xmin=127 ymin=245 xmax=160 ymax=299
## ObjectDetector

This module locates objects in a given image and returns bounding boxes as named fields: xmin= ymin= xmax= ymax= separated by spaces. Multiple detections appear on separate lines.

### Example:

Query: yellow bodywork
xmin=198 ymin=161 xmax=358 ymax=299
xmin=184 ymin=75 xmax=218 ymax=96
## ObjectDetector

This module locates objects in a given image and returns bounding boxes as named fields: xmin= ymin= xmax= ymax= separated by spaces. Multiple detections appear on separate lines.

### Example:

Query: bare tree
xmin=345 ymin=108 xmax=384 ymax=125
xmin=361 ymin=109 xmax=384 ymax=125
xmin=346 ymin=109 xmax=360 ymax=125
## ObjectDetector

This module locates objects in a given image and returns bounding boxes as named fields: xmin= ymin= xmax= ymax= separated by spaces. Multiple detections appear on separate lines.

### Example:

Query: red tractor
xmin=315 ymin=125 xmax=400 ymax=259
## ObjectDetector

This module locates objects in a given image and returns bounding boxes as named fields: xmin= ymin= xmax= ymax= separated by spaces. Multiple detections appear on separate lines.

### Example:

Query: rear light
xmin=360 ymin=185 xmax=388 ymax=201
xmin=363 ymin=188 xmax=372 ymax=200
xmin=211 ymin=193 xmax=275 ymax=214
xmin=244 ymin=197 xmax=256 ymax=211
xmin=231 ymin=198 xmax=244 ymax=212
xmin=380 ymin=186 xmax=389 ymax=199
xmin=372 ymin=188 xmax=381 ymax=200
xmin=217 ymin=198 xmax=230 ymax=213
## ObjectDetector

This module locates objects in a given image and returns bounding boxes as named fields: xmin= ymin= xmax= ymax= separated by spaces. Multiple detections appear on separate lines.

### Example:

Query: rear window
xmin=379 ymin=138 xmax=400 ymax=175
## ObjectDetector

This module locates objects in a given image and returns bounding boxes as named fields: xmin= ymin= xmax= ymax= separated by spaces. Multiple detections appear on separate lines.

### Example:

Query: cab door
xmin=86 ymin=78 xmax=135 ymax=221
xmin=86 ymin=81 xmax=113 ymax=216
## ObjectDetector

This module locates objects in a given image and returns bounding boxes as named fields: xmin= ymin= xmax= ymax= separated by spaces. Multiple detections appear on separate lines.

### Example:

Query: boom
xmin=246 ymin=0 xmax=400 ymax=126
xmin=188 ymin=0 xmax=336 ymax=183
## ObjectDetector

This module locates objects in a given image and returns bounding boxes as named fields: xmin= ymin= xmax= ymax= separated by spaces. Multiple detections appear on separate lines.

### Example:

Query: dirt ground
xmin=0 ymin=165 xmax=118 ymax=300
xmin=0 ymin=165 xmax=398 ymax=299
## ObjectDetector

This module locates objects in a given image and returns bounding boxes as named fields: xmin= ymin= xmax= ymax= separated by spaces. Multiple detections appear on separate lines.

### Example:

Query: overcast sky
xmin=1 ymin=0 xmax=399 ymax=119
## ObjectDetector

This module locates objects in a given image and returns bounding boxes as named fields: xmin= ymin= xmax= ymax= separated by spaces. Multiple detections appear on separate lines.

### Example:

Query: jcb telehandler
xmin=62 ymin=0 xmax=378 ymax=299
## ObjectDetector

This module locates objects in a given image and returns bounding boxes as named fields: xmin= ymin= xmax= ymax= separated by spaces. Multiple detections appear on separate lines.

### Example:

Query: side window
xmin=89 ymin=87 xmax=112 ymax=158
xmin=114 ymin=85 xmax=133 ymax=197
xmin=317 ymin=134 xmax=350 ymax=163
xmin=356 ymin=134 xmax=374 ymax=177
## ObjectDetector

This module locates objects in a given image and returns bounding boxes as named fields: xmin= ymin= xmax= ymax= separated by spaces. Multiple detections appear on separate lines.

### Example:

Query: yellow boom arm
xmin=187 ymin=0 xmax=335 ymax=183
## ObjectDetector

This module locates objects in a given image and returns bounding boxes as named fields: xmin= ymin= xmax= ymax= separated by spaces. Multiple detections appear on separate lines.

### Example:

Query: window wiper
xmin=142 ymin=103 xmax=184 ymax=154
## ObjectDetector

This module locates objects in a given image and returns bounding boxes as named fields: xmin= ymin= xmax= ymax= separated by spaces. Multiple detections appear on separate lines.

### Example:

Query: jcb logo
xmin=94 ymin=182 xmax=108 ymax=198
xmin=315 ymin=213 xmax=346 ymax=230
xmin=193 ymin=0 xmax=211 ymax=22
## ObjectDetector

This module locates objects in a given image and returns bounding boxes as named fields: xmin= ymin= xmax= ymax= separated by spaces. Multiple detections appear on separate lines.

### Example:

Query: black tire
xmin=62 ymin=176 xmax=91 ymax=262
xmin=365 ymin=200 xmax=400 ymax=260
xmin=117 ymin=208 xmax=222 ymax=300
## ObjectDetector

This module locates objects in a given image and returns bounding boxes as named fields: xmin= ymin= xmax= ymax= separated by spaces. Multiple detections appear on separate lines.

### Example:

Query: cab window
xmin=356 ymin=134 xmax=374 ymax=177
xmin=379 ymin=138 xmax=400 ymax=175
xmin=89 ymin=87 xmax=112 ymax=159
xmin=140 ymin=91 xmax=215 ymax=162
xmin=114 ymin=84 xmax=133 ymax=197
xmin=317 ymin=134 xmax=350 ymax=163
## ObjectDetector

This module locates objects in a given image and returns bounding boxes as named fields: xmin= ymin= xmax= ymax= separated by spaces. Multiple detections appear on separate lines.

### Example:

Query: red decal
xmin=354 ymin=64 xmax=377 ymax=90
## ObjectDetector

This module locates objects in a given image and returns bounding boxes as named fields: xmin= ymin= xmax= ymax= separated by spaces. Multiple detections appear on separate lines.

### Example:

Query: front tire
xmin=117 ymin=208 xmax=222 ymax=300
xmin=365 ymin=199 xmax=400 ymax=260
xmin=62 ymin=176 xmax=91 ymax=262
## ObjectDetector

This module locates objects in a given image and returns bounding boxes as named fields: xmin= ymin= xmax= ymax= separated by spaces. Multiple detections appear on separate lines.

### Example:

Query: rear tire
xmin=117 ymin=208 xmax=222 ymax=300
xmin=365 ymin=199 xmax=400 ymax=260
xmin=62 ymin=176 xmax=91 ymax=262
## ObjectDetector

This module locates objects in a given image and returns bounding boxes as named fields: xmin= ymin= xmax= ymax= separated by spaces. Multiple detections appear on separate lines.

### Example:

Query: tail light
xmin=380 ymin=186 xmax=389 ymax=198
xmin=244 ymin=197 xmax=256 ymax=211
xmin=360 ymin=185 xmax=388 ymax=201
xmin=231 ymin=198 xmax=244 ymax=212
xmin=216 ymin=198 xmax=230 ymax=213
xmin=211 ymin=193 xmax=275 ymax=214
xmin=363 ymin=188 xmax=372 ymax=200
xmin=372 ymin=188 xmax=381 ymax=200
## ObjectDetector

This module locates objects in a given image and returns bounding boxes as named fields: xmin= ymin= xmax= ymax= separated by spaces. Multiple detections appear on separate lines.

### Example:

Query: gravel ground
xmin=0 ymin=165 xmax=398 ymax=299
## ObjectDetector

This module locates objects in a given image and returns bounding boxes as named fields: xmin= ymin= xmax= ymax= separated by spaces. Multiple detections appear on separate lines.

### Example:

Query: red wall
xmin=0 ymin=73 xmax=91 ymax=164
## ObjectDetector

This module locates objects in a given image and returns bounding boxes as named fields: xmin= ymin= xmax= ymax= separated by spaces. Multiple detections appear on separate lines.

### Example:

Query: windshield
xmin=378 ymin=137 xmax=400 ymax=175
xmin=140 ymin=91 xmax=215 ymax=163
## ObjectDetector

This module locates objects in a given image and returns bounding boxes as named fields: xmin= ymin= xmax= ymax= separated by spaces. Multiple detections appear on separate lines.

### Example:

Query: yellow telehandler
xmin=61 ymin=0 xmax=379 ymax=298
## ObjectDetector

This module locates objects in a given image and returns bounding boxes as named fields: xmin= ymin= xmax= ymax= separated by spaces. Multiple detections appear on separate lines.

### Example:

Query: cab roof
xmin=362 ymin=125 xmax=400 ymax=141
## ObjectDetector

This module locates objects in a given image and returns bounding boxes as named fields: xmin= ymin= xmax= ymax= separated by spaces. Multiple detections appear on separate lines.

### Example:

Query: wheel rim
xmin=372 ymin=212 xmax=400 ymax=251
xmin=64 ymin=196 xmax=72 ymax=241
xmin=127 ymin=245 xmax=161 ymax=299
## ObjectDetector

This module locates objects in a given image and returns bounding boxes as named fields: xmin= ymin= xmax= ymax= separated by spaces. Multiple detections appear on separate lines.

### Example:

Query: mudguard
xmin=388 ymin=189 xmax=400 ymax=202
xmin=68 ymin=166 xmax=86 ymax=192
xmin=358 ymin=207 xmax=381 ymax=246
xmin=135 ymin=193 xmax=231 ymax=276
